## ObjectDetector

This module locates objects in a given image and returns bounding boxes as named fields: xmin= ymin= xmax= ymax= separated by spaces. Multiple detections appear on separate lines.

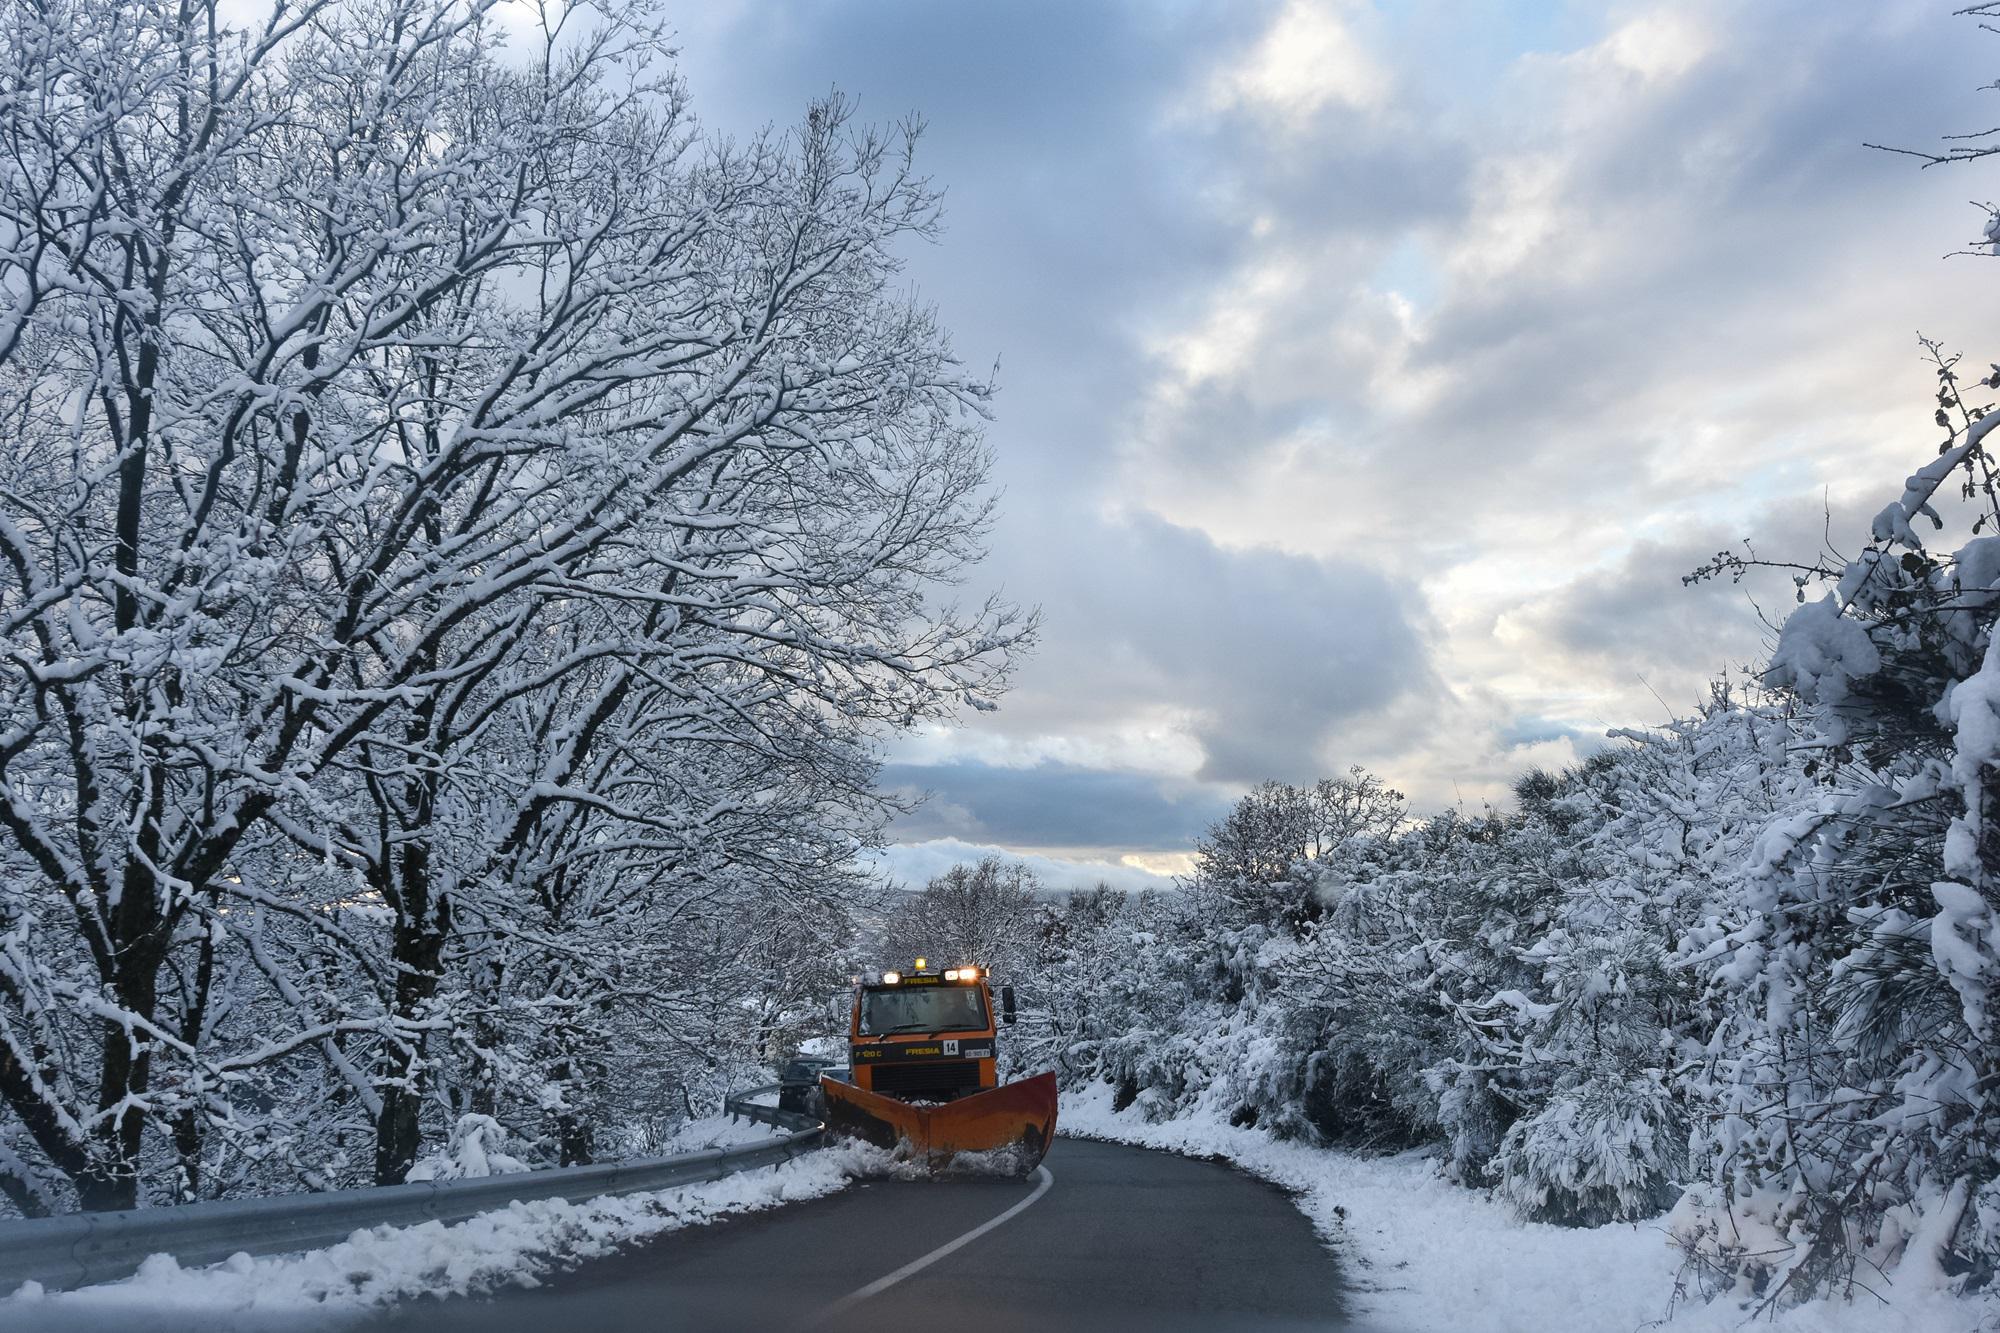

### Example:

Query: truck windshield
xmin=859 ymin=985 xmax=988 ymax=1035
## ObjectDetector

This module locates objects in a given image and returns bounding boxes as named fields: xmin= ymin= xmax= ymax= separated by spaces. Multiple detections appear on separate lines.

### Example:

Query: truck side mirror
xmin=1001 ymin=985 xmax=1017 ymax=1025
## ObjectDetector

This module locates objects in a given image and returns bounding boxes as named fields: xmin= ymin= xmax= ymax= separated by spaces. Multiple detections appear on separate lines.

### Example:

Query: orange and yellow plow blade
xmin=819 ymin=1071 xmax=1057 ymax=1171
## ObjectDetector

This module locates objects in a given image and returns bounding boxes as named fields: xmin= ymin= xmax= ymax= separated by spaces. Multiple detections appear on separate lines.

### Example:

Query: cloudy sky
xmin=671 ymin=0 xmax=1995 ymax=890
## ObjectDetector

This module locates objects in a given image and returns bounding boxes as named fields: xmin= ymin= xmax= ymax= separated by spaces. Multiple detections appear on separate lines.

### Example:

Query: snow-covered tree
xmin=1192 ymin=769 xmax=1406 ymax=934
xmin=880 ymin=855 xmax=1042 ymax=981
xmin=0 ymin=0 xmax=1023 ymax=1212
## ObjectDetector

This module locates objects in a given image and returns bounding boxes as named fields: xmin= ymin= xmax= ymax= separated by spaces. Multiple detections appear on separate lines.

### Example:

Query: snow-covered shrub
xmin=1474 ymin=706 xmax=1805 ymax=1225
xmin=1493 ymin=1075 xmax=1685 ymax=1226
xmin=405 ymin=1117 xmax=530 ymax=1182
xmin=1044 ymin=700 xmax=1806 ymax=1236
xmin=1679 ymin=346 xmax=2000 ymax=1306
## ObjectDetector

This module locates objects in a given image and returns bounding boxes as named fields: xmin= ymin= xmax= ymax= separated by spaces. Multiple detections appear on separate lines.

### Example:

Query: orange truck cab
xmin=817 ymin=959 xmax=1057 ymax=1172
xmin=846 ymin=959 xmax=1011 ymax=1102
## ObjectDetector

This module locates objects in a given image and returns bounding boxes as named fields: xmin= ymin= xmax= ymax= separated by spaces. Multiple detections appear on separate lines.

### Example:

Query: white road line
xmin=800 ymin=1165 xmax=1055 ymax=1328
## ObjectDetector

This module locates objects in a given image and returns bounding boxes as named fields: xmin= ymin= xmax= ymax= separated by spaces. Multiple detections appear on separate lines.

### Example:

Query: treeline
xmin=0 ymin=0 xmax=1019 ymax=1215
xmin=1021 ymin=709 xmax=1794 ymax=1228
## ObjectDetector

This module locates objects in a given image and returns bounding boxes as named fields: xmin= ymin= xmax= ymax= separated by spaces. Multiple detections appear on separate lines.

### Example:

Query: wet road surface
xmin=376 ymin=1135 xmax=1352 ymax=1332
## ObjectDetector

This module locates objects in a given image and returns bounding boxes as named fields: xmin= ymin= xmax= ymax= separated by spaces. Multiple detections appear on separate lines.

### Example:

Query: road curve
xmin=375 ymin=1136 xmax=1352 ymax=1332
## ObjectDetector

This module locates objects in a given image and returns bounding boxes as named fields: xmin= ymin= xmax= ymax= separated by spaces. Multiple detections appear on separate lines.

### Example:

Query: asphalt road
xmin=375 ymin=1136 xmax=1352 ymax=1332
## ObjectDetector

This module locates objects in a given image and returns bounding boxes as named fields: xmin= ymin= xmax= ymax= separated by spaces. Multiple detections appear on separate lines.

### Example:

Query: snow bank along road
xmin=369 ymin=1136 xmax=1350 ymax=1332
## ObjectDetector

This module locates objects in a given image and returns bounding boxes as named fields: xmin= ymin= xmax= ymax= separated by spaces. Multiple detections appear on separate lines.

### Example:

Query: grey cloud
xmin=1403 ymin=12 xmax=1978 ymax=470
xmin=1135 ymin=3 xmax=1990 ymax=542
xmin=676 ymin=0 xmax=1251 ymax=378
xmin=679 ymin=3 xmax=1451 ymax=799
xmin=674 ymin=1 xmax=1996 ymax=851
xmin=880 ymin=761 xmax=1233 ymax=853
xmin=992 ymin=509 xmax=1442 ymax=785
xmin=1529 ymin=493 xmax=1877 ymax=707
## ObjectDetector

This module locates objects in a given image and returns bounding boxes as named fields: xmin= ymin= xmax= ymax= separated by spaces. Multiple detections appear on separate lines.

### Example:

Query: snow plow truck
xmin=816 ymin=960 xmax=1057 ymax=1173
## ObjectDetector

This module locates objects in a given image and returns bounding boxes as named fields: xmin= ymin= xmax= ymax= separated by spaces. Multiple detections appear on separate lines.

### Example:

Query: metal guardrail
xmin=0 ymin=1085 xmax=825 ymax=1296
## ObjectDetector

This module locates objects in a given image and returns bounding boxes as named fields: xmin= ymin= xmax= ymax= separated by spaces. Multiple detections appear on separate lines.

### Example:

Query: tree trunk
xmin=82 ymin=852 xmax=171 ymax=1211
xmin=551 ymin=1057 xmax=595 ymax=1166
xmin=373 ymin=676 xmax=448 ymax=1187
xmin=373 ymin=909 xmax=447 ymax=1185
xmin=557 ymin=1112 xmax=594 ymax=1167
xmin=82 ymin=968 xmax=157 ymax=1212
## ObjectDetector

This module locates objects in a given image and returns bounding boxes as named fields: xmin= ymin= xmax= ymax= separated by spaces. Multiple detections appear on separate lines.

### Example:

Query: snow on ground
xmin=1059 ymin=1082 xmax=1995 ymax=1333
xmin=4 ymin=1139 xmax=868 ymax=1330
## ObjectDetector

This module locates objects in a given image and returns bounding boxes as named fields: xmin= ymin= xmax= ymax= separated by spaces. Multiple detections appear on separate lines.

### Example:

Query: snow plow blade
xmin=820 ymin=1071 xmax=1057 ymax=1171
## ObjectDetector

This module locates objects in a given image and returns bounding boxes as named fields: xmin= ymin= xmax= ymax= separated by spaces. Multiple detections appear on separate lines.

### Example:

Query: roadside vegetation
xmin=1006 ymin=402 xmax=2000 ymax=1313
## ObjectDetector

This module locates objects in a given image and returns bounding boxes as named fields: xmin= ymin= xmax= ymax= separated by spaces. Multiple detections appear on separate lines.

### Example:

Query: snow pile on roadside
xmin=658 ymin=1110 xmax=795 ymax=1152
xmin=839 ymin=1140 xmax=1042 ymax=1181
xmin=1060 ymin=1083 xmax=1994 ymax=1333
xmin=4 ymin=1143 xmax=866 ymax=1329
